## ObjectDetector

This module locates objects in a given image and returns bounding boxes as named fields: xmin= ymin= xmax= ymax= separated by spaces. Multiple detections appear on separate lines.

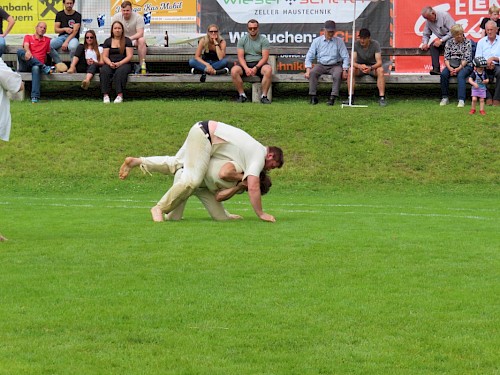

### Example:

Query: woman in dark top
xmin=100 ymin=21 xmax=133 ymax=103
xmin=188 ymin=24 xmax=228 ymax=82
xmin=67 ymin=30 xmax=103 ymax=90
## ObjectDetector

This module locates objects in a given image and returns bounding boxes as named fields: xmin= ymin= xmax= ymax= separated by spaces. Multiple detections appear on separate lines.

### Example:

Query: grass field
xmin=0 ymin=95 xmax=498 ymax=374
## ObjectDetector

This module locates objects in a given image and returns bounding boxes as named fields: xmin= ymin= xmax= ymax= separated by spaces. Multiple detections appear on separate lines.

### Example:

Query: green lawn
xmin=0 ymin=97 xmax=498 ymax=374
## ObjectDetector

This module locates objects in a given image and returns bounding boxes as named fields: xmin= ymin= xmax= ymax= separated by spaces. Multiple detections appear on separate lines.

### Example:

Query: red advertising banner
xmin=394 ymin=1 xmax=495 ymax=72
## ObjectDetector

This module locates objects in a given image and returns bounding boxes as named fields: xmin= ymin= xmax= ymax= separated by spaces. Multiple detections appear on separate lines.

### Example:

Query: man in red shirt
xmin=16 ymin=22 xmax=52 ymax=103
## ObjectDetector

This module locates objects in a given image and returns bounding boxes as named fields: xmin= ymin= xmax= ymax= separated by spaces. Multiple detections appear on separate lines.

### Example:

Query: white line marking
xmin=0 ymin=197 xmax=495 ymax=220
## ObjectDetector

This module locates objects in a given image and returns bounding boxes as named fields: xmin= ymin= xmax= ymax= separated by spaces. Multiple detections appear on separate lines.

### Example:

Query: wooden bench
xmin=3 ymin=45 xmax=445 ymax=101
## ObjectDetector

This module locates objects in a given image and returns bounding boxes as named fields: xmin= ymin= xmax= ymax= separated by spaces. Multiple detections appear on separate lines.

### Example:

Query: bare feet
xmin=119 ymin=157 xmax=141 ymax=179
xmin=0 ymin=234 xmax=7 ymax=242
xmin=81 ymin=79 xmax=90 ymax=90
xmin=151 ymin=206 xmax=164 ymax=222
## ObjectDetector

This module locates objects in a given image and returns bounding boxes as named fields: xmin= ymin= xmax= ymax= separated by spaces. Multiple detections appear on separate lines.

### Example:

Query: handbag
xmin=449 ymin=58 xmax=461 ymax=68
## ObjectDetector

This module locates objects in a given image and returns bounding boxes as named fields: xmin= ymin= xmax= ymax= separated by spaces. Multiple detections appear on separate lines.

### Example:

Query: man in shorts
xmin=231 ymin=19 xmax=272 ymax=104
xmin=346 ymin=28 xmax=387 ymax=106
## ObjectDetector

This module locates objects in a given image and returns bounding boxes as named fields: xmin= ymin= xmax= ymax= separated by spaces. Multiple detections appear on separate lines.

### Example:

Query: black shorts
xmin=234 ymin=61 xmax=269 ymax=78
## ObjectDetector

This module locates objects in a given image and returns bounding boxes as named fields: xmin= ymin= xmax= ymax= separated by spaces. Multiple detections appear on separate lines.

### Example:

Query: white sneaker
xmin=457 ymin=100 xmax=465 ymax=107
xmin=103 ymin=95 xmax=110 ymax=104
xmin=114 ymin=95 xmax=123 ymax=104
xmin=440 ymin=98 xmax=449 ymax=106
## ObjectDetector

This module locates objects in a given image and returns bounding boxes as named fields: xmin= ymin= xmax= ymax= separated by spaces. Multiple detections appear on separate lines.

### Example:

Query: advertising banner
xmin=200 ymin=0 xmax=391 ymax=73
xmin=394 ymin=0 xmax=497 ymax=72
xmin=110 ymin=0 xmax=196 ymax=24
xmin=0 ymin=0 xmax=61 ymax=34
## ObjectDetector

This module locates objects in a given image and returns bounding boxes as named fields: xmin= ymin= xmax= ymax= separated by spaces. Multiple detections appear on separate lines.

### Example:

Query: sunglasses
xmin=248 ymin=27 xmax=258 ymax=31
xmin=208 ymin=30 xmax=218 ymax=33
xmin=86 ymin=36 xmax=94 ymax=39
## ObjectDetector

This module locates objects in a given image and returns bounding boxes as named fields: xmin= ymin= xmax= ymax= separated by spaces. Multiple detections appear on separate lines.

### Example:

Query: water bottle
xmin=140 ymin=59 xmax=147 ymax=74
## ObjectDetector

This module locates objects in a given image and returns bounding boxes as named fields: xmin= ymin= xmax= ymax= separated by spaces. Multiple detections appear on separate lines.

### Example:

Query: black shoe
xmin=216 ymin=67 xmax=229 ymax=75
xmin=429 ymin=69 xmax=440 ymax=75
xmin=379 ymin=96 xmax=387 ymax=106
xmin=200 ymin=73 xmax=207 ymax=82
xmin=327 ymin=96 xmax=337 ymax=106
xmin=190 ymin=68 xmax=204 ymax=75
xmin=260 ymin=96 xmax=271 ymax=104
xmin=236 ymin=95 xmax=248 ymax=103
xmin=310 ymin=95 xmax=318 ymax=105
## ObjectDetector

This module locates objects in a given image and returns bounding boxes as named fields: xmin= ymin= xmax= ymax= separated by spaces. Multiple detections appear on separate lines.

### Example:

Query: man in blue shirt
xmin=304 ymin=20 xmax=350 ymax=106
xmin=475 ymin=20 xmax=500 ymax=105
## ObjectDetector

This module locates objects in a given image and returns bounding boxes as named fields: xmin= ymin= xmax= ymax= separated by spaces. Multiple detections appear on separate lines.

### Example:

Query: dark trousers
xmin=308 ymin=64 xmax=343 ymax=97
xmin=485 ymin=66 xmax=500 ymax=100
xmin=430 ymin=43 xmax=445 ymax=71
xmin=100 ymin=63 xmax=132 ymax=95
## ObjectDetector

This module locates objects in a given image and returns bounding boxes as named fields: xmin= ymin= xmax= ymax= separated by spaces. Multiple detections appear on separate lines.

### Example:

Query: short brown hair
xmin=121 ymin=1 xmax=132 ymax=8
xmin=268 ymin=146 xmax=284 ymax=168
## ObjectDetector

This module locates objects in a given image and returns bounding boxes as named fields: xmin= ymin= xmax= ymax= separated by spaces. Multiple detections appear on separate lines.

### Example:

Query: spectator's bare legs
xmin=67 ymin=56 xmax=79 ymax=73
xmin=0 ymin=234 xmax=7 ymax=242
xmin=376 ymin=66 xmax=385 ymax=97
xmin=260 ymin=65 xmax=272 ymax=96
xmin=471 ymin=96 xmax=478 ymax=111
xmin=119 ymin=157 xmax=142 ymax=179
xmin=231 ymin=65 xmax=245 ymax=95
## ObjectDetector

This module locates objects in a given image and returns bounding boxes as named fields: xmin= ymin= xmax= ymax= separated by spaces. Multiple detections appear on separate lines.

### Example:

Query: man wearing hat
xmin=304 ymin=20 xmax=350 ymax=105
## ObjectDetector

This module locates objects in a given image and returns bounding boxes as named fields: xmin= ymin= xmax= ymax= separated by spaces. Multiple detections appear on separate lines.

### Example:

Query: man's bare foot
xmin=119 ymin=157 xmax=141 ymax=179
xmin=151 ymin=206 xmax=164 ymax=222
xmin=0 ymin=234 xmax=7 ymax=242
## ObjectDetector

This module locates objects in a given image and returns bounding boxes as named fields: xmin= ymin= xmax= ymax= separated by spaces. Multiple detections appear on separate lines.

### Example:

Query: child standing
xmin=468 ymin=57 xmax=489 ymax=115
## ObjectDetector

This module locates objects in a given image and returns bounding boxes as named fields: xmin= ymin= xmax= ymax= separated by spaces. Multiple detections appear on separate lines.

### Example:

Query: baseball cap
xmin=324 ymin=20 xmax=336 ymax=31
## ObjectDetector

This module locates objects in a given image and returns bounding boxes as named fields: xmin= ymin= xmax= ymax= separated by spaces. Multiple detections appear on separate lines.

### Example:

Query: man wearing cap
xmin=419 ymin=6 xmax=455 ymax=75
xmin=346 ymin=28 xmax=387 ymax=106
xmin=305 ymin=20 xmax=350 ymax=106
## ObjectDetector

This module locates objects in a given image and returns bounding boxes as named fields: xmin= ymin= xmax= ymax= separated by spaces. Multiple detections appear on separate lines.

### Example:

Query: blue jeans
xmin=440 ymin=65 xmax=473 ymax=101
xmin=17 ymin=49 xmax=46 ymax=99
xmin=0 ymin=37 xmax=5 ymax=57
xmin=50 ymin=34 xmax=79 ymax=63
xmin=188 ymin=57 xmax=228 ymax=72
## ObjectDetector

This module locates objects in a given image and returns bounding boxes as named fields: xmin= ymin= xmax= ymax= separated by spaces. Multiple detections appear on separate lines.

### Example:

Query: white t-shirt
xmin=203 ymin=159 xmax=242 ymax=192
xmin=212 ymin=122 xmax=267 ymax=180
xmin=85 ymin=46 xmax=103 ymax=62
xmin=0 ymin=58 xmax=22 ymax=142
